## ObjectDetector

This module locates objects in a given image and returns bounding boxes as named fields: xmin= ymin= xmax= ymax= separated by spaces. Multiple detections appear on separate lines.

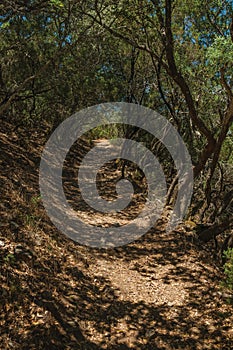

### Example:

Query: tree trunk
xmin=198 ymin=219 xmax=233 ymax=243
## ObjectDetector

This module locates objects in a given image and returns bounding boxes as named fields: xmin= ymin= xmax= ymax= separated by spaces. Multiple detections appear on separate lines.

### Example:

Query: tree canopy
xmin=0 ymin=0 xmax=232 ymax=238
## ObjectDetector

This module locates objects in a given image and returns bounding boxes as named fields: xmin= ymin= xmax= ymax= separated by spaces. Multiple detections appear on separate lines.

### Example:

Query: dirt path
xmin=0 ymin=120 xmax=232 ymax=349
xmin=81 ymin=227 xmax=232 ymax=349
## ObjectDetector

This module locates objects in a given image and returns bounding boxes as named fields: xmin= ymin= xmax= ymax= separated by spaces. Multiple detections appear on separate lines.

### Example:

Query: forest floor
xmin=0 ymin=119 xmax=233 ymax=349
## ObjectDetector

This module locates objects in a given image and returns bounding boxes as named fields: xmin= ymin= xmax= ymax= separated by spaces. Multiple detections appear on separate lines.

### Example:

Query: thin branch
xmin=206 ymin=11 xmax=224 ymax=36
xmin=220 ymin=67 xmax=233 ymax=99
xmin=83 ymin=9 xmax=160 ymax=60
xmin=153 ymin=50 xmax=178 ymax=123
xmin=230 ymin=13 xmax=233 ymax=42
xmin=164 ymin=0 xmax=215 ymax=144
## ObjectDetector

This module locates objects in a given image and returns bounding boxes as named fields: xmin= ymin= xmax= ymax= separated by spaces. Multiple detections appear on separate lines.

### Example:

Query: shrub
xmin=223 ymin=248 xmax=233 ymax=290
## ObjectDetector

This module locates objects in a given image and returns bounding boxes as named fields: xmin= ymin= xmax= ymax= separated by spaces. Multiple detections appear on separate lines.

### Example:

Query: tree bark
xmin=198 ymin=219 xmax=233 ymax=243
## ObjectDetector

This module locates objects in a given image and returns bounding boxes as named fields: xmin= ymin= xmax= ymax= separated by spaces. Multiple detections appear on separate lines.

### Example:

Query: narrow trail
xmin=1 ymin=120 xmax=232 ymax=349
xmin=83 ymin=227 xmax=232 ymax=349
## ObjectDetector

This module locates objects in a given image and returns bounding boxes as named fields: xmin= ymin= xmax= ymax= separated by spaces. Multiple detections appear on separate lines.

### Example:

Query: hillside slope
xmin=0 ymin=119 xmax=232 ymax=349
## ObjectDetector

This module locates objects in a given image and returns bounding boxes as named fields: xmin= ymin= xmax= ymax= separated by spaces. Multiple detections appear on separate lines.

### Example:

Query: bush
xmin=223 ymin=248 xmax=233 ymax=290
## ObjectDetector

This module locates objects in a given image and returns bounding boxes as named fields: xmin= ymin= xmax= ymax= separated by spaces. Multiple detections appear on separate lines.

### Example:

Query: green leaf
xmin=49 ymin=0 xmax=64 ymax=8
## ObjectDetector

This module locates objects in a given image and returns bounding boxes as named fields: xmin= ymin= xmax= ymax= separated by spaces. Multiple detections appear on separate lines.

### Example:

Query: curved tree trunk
xmin=198 ymin=219 xmax=233 ymax=243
